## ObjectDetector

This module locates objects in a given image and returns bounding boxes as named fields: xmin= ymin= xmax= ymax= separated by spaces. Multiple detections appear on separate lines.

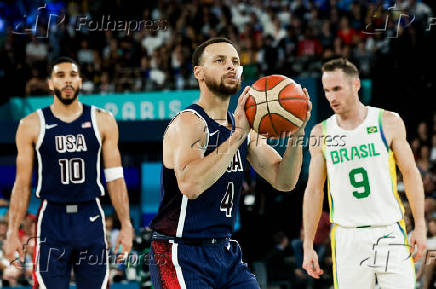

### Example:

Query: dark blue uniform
xmin=150 ymin=104 xmax=259 ymax=289
xmin=33 ymin=104 xmax=108 ymax=289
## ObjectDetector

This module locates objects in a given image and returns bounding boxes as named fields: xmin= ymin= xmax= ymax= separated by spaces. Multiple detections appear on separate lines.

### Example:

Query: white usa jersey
xmin=322 ymin=106 xmax=404 ymax=227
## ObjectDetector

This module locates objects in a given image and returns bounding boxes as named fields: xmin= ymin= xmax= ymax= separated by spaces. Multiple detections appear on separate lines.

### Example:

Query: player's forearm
xmin=178 ymin=130 xmax=246 ymax=198
xmin=274 ymin=133 xmax=304 ymax=191
xmin=403 ymin=168 xmax=426 ymax=228
xmin=106 ymin=178 xmax=132 ymax=227
xmin=7 ymin=184 xmax=31 ymax=233
xmin=303 ymin=188 xmax=324 ymax=249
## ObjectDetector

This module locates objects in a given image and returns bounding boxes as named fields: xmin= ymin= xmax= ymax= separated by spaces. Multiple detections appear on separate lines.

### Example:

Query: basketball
xmin=244 ymin=75 xmax=309 ymax=138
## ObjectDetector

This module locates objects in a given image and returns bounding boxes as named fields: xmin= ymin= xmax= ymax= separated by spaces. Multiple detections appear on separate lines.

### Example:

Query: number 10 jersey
xmin=321 ymin=106 xmax=404 ymax=227
xmin=35 ymin=104 xmax=105 ymax=203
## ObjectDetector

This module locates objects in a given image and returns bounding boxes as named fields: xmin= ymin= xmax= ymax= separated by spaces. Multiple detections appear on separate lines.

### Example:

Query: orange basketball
xmin=244 ymin=75 xmax=309 ymax=138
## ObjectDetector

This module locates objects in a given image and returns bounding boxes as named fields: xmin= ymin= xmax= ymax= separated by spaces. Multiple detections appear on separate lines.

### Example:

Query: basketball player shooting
xmin=149 ymin=37 xmax=311 ymax=288
xmin=302 ymin=58 xmax=426 ymax=289
xmin=4 ymin=57 xmax=133 ymax=289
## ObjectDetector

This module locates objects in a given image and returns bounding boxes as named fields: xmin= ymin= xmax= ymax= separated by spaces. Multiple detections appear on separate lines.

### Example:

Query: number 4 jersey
xmin=322 ymin=106 xmax=404 ymax=227
xmin=151 ymin=104 xmax=249 ymax=239
xmin=35 ymin=104 xmax=105 ymax=203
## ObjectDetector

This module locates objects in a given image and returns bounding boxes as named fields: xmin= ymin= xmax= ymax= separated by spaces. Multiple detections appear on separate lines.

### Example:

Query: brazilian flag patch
xmin=367 ymin=126 xmax=378 ymax=134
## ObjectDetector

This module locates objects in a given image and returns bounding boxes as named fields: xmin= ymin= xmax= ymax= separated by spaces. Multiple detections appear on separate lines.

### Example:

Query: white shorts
xmin=330 ymin=221 xmax=416 ymax=289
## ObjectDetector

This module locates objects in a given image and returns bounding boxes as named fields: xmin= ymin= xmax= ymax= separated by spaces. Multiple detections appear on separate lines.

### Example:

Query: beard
xmin=204 ymin=74 xmax=241 ymax=100
xmin=54 ymin=87 xmax=79 ymax=105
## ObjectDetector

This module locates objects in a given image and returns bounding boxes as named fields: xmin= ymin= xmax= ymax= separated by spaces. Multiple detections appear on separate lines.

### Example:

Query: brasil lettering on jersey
xmin=330 ymin=142 xmax=380 ymax=165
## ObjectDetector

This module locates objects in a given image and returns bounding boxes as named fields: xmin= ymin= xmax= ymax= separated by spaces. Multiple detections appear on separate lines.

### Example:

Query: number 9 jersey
xmin=322 ymin=106 xmax=404 ymax=227
xmin=151 ymin=104 xmax=249 ymax=239
xmin=35 ymin=104 xmax=105 ymax=203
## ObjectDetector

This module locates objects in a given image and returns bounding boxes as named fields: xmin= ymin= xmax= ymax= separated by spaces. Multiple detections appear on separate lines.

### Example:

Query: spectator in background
xmin=277 ymin=3 xmax=291 ymax=28
xmin=141 ymin=30 xmax=164 ymax=57
xmin=424 ymin=198 xmax=436 ymax=220
xmin=352 ymin=41 xmax=374 ymax=77
xmin=417 ymin=146 xmax=431 ymax=173
xmin=25 ymin=36 xmax=48 ymax=64
xmin=337 ymin=16 xmax=357 ymax=45
xmin=319 ymin=20 xmax=334 ymax=49
xmin=423 ymin=173 xmax=436 ymax=198
xmin=297 ymin=27 xmax=323 ymax=57
xmin=307 ymin=8 xmax=323 ymax=35
xmin=430 ymin=134 xmax=436 ymax=162
xmin=349 ymin=1 xmax=364 ymax=30
xmin=270 ymin=17 xmax=287 ymax=45
xmin=264 ymin=231 xmax=293 ymax=286
xmin=77 ymin=40 xmax=95 ymax=64
xmin=99 ymin=71 xmax=115 ymax=94
xmin=25 ymin=68 xmax=50 ymax=96
xmin=417 ymin=122 xmax=429 ymax=144
xmin=258 ymin=35 xmax=277 ymax=75
xmin=411 ymin=138 xmax=422 ymax=159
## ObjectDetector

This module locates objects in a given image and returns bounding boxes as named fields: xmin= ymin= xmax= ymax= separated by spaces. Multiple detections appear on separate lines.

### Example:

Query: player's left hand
xmin=410 ymin=225 xmax=427 ymax=263
xmin=115 ymin=223 xmax=134 ymax=262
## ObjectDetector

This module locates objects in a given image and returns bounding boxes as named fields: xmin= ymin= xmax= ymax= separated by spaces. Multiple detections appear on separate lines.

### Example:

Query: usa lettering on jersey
xmin=55 ymin=134 xmax=88 ymax=153
xmin=226 ymin=150 xmax=243 ymax=172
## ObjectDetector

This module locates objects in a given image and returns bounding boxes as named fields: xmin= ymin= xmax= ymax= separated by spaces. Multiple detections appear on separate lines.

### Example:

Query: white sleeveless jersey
xmin=322 ymin=106 xmax=404 ymax=227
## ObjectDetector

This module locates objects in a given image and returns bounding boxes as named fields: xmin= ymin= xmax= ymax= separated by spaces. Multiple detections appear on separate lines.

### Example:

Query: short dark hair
xmin=322 ymin=58 xmax=359 ymax=78
xmin=49 ymin=57 xmax=80 ymax=76
xmin=192 ymin=37 xmax=236 ymax=67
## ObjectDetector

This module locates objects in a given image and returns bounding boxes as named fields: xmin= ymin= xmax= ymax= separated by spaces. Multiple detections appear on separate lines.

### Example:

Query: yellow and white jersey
xmin=322 ymin=106 xmax=404 ymax=227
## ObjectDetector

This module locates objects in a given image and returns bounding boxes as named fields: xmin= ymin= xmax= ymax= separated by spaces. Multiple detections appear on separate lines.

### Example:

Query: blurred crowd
xmin=409 ymin=114 xmax=436 ymax=289
xmin=0 ymin=0 xmax=434 ymax=99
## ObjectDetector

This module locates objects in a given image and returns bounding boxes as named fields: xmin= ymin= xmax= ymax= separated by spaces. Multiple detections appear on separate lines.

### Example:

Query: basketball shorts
xmin=33 ymin=199 xmax=109 ymax=289
xmin=330 ymin=221 xmax=416 ymax=289
xmin=149 ymin=238 xmax=260 ymax=289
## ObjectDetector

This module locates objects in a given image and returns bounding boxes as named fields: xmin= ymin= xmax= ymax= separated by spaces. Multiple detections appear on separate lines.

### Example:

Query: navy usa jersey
xmin=151 ymin=104 xmax=249 ymax=239
xmin=35 ymin=104 xmax=105 ymax=203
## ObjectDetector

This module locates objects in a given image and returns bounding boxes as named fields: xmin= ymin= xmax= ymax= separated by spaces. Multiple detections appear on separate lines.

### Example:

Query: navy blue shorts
xmin=149 ymin=239 xmax=260 ymax=289
xmin=33 ymin=199 xmax=109 ymax=289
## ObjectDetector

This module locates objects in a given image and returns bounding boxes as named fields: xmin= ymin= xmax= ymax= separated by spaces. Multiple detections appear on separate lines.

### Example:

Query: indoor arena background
xmin=1 ymin=0 xmax=436 ymax=288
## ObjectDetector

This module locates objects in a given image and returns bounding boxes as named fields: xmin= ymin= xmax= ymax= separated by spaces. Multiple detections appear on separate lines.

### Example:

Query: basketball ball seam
xmin=250 ymin=75 xmax=294 ymax=92
xmin=264 ymin=77 xmax=280 ymax=137
xmin=269 ymin=113 xmax=299 ymax=134
xmin=245 ymin=97 xmax=308 ymax=109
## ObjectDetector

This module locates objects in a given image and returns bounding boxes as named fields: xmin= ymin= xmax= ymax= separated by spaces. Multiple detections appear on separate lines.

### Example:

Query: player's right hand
xmin=114 ymin=223 xmax=134 ymax=263
xmin=3 ymin=231 xmax=24 ymax=269
xmin=302 ymin=248 xmax=324 ymax=279
xmin=233 ymin=86 xmax=251 ymax=139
